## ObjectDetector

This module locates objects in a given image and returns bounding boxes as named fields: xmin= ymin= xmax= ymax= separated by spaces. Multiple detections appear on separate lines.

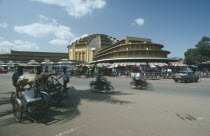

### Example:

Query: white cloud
xmin=14 ymin=22 xmax=74 ymax=39
xmin=49 ymin=39 xmax=68 ymax=46
xmin=50 ymin=34 xmax=88 ymax=46
xmin=14 ymin=15 xmax=75 ymax=47
xmin=0 ymin=40 xmax=40 ymax=53
xmin=14 ymin=40 xmax=40 ymax=50
xmin=14 ymin=15 xmax=88 ymax=47
xmin=0 ymin=23 xmax=8 ymax=28
xmin=38 ymin=14 xmax=57 ymax=24
xmin=15 ymin=23 xmax=56 ymax=38
xmin=32 ymin=0 xmax=106 ymax=18
xmin=134 ymin=18 xmax=144 ymax=26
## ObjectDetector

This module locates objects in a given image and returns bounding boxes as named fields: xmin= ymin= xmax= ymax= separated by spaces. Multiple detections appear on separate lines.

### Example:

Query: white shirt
xmin=60 ymin=72 xmax=70 ymax=81
xmin=131 ymin=73 xmax=135 ymax=78
xmin=134 ymin=73 xmax=141 ymax=80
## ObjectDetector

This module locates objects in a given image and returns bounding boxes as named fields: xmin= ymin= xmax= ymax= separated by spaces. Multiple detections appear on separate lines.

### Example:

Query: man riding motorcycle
xmin=90 ymin=67 xmax=114 ymax=93
xmin=133 ymin=70 xmax=144 ymax=86
xmin=95 ymin=73 xmax=107 ymax=87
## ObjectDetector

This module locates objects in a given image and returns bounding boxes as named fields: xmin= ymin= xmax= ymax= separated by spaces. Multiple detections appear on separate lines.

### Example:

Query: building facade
xmin=68 ymin=34 xmax=176 ymax=63
xmin=67 ymin=34 xmax=118 ymax=63
xmin=93 ymin=37 xmax=170 ymax=62
xmin=0 ymin=50 xmax=68 ymax=63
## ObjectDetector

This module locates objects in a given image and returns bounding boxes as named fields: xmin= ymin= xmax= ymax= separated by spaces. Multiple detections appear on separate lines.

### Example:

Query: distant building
xmin=68 ymin=34 xmax=179 ymax=64
xmin=0 ymin=50 xmax=69 ymax=63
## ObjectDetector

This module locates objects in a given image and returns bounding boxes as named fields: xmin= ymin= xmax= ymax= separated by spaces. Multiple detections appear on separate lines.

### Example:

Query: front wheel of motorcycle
xmin=130 ymin=82 xmax=137 ymax=88
xmin=145 ymin=83 xmax=153 ymax=91
xmin=90 ymin=85 xmax=98 ymax=93
xmin=106 ymin=85 xmax=114 ymax=93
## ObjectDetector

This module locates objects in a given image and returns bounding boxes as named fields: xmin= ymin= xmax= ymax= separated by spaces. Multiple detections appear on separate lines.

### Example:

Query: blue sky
xmin=0 ymin=0 xmax=209 ymax=58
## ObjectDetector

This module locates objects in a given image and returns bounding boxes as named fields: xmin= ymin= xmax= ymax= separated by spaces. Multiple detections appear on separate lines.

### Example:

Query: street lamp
xmin=91 ymin=48 xmax=96 ymax=62
xmin=91 ymin=48 xmax=96 ymax=55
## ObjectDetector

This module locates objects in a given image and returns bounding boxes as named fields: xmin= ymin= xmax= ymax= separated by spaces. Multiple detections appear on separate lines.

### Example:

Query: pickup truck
xmin=173 ymin=71 xmax=199 ymax=83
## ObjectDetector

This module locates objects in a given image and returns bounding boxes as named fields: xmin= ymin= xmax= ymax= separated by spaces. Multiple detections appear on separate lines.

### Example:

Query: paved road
xmin=0 ymin=73 xmax=210 ymax=136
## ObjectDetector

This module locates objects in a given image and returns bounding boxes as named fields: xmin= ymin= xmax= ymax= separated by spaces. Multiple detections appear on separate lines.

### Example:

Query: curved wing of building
xmin=94 ymin=37 xmax=170 ymax=62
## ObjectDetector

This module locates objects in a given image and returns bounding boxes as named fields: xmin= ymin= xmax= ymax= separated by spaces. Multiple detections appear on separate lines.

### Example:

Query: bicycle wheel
xmin=13 ymin=100 xmax=23 ymax=122
xmin=11 ymin=92 xmax=17 ymax=105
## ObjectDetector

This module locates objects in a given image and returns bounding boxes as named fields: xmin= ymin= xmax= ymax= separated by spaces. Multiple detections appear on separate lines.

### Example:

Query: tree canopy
xmin=184 ymin=36 xmax=210 ymax=65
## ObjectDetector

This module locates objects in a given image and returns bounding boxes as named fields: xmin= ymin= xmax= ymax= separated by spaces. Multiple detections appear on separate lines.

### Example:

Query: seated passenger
xmin=34 ymin=66 xmax=49 ymax=96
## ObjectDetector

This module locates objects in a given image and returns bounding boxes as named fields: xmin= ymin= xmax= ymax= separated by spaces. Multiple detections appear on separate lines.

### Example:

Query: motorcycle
xmin=130 ymin=78 xmax=153 ymax=90
xmin=90 ymin=77 xmax=114 ymax=93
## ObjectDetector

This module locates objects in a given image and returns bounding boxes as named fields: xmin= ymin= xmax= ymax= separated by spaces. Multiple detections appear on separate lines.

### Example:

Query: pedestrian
xmin=59 ymin=67 xmax=70 ymax=96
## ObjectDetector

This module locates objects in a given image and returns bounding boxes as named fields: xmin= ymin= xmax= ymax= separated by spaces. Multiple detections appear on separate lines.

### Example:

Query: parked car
xmin=173 ymin=71 xmax=199 ymax=83
xmin=0 ymin=69 xmax=8 ymax=74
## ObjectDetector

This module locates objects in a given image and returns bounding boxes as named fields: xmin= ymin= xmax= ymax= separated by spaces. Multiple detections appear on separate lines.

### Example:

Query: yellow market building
xmin=68 ymin=34 xmax=179 ymax=64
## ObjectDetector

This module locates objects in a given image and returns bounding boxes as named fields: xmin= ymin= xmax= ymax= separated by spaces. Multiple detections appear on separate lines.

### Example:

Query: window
xmin=135 ymin=52 xmax=139 ymax=55
xmin=149 ymin=52 xmax=153 ymax=55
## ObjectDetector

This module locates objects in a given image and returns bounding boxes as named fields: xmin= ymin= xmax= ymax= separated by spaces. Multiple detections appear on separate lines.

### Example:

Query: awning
xmin=149 ymin=63 xmax=168 ymax=66
xmin=202 ymin=61 xmax=210 ymax=64
xmin=170 ymin=63 xmax=187 ymax=66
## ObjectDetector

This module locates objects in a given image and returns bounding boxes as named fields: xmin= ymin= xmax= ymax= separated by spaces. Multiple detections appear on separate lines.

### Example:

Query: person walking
xmin=59 ymin=67 xmax=70 ymax=96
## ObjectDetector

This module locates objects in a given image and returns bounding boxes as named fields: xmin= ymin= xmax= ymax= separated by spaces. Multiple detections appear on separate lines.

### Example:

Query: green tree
xmin=184 ymin=36 xmax=210 ymax=65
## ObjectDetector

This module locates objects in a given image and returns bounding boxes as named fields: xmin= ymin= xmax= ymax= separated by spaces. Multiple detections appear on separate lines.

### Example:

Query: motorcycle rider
xmin=133 ymin=69 xmax=144 ymax=85
xmin=95 ymin=68 xmax=107 ymax=88
xmin=96 ymin=73 xmax=103 ymax=86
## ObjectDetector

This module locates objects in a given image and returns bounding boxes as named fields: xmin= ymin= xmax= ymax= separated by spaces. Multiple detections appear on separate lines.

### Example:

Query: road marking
xmin=56 ymin=127 xmax=80 ymax=136
xmin=197 ymin=117 xmax=204 ymax=120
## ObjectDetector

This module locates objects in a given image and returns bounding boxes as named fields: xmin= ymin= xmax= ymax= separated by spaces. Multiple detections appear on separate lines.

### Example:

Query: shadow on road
xmin=70 ymin=86 xmax=132 ymax=105
xmin=0 ymin=91 xmax=13 ymax=95
xmin=0 ymin=97 xmax=11 ymax=105
xmin=131 ymin=83 xmax=154 ymax=91
xmin=0 ymin=85 xmax=132 ymax=126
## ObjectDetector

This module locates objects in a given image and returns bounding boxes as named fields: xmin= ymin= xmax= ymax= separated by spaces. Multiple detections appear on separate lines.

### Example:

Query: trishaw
xmin=11 ymin=74 xmax=50 ymax=122
xmin=45 ymin=73 xmax=65 ymax=105
xmin=11 ymin=64 xmax=50 ymax=122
